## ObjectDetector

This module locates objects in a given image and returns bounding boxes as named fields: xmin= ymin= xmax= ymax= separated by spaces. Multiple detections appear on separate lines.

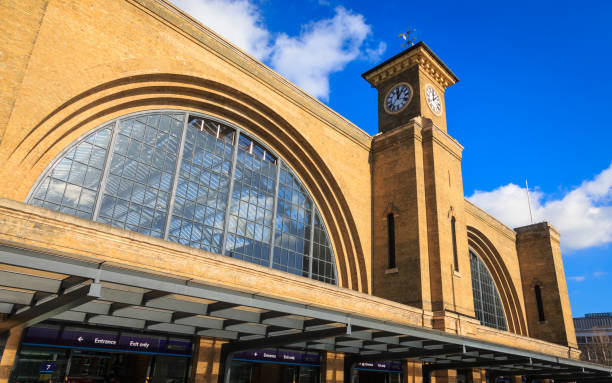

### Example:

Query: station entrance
xmin=12 ymin=346 xmax=189 ymax=383
xmin=228 ymin=349 xmax=321 ymax=383
xmin=9 ymin=323 xmax=192 ymax=383
xmin=354 ymin=361 xmax=402 ymax=383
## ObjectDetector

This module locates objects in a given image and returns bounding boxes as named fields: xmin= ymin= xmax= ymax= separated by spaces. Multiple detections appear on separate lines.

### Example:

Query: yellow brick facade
xmin=0 ymin=0 xmax=584 ymax=382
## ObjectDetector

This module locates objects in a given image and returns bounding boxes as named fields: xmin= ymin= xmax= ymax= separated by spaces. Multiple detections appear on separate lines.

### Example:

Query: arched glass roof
xmin=469 ymin=251 xmax=508 ymax=330
xmin=28 ymin=110 xmax=337 ymax=285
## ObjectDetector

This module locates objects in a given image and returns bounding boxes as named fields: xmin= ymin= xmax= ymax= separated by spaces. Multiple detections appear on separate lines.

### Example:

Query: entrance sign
xmin=234 ymin=349 xmax=321 ymax=365
xmin=22 ymin=325 xmax=193 ymax=357
xmin=356 ymin=361 xmax=402 ymax=372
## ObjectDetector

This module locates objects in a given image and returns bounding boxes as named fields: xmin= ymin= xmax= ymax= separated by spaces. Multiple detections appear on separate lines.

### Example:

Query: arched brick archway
xmin=467 ymin=226 xmax=528 ymax=335
xmin=4 ymin=73 xmax=369 ymax=293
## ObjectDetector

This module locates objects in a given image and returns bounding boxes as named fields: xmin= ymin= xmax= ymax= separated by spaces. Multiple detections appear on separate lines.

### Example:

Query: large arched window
xmin=469 ymin=250 xmax=507 ymax=330
xmin=27 ymin=110 xmax=337 ymax=284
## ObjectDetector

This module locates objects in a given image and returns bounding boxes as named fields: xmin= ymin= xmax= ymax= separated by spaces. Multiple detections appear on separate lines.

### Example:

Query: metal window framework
xmin=26 ymin=109 xmax=338 ymax=285
xmin=469 ymin=250 xmax=508 ymax=331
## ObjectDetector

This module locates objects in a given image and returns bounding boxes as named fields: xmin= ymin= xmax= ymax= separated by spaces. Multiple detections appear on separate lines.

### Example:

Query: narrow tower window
xmin=387 ymin=213 xmax=396 ymax=269
xmin=451 ymin=217 xmax=459 ymax=271
xmin=535 ymin=285 xmax=545 ymax=322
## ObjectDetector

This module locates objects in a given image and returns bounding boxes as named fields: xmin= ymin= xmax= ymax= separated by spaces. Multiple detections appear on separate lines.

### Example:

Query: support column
xmin=403 ymin=361 xmax=423 ymax=383
xmin=0 ymin=325 xmax=23 ymax=383
xmin=423 ymin=365 xmax=433 ymax=383
xmin=432 ymin=370 xmax=457 ymax=383
xmin=190 ymin=337 xmax=227 ymax=383
xmin=322 ymin=351 xmax=344 ymax=383
xmin=469 ymin=369 xmax=483 ymax=383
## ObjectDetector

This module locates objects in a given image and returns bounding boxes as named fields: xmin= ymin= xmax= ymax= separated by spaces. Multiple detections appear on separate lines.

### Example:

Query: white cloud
xmin=467 ymin=162 xmax=612 ymax=251
xmin=365 ymin=41 xmax=388 ymax=62
xmin=593 ymin=271 xmax=608 ymax=278
xmin=170 ymin=1 xmax=385 ymax=101
xmin=171 ymin=0 xmax=271 ymax=60
xmin=568 ymin=276 xmax=586 ymax=282
xmin=270 ymin=7 xmax=375 ymax=100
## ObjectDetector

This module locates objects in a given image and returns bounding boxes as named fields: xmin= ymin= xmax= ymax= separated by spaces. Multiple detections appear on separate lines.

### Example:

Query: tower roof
xmin=362 ymin=41 xmax=459 ymax=89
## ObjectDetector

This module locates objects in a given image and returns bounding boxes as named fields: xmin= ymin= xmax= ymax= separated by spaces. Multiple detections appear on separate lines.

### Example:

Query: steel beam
xmin=553 ymin=373 xmax=612 ymax=382
xmin=427 ymin=357 xmax=533 ymax=371
xmin=507 ymin=368 xmax=581 ymax=376
xmin=353 ymin=344 xmax=465 ymax=363
xmin=224 ymin=326 xmax=351 ymax=353
xmin=0 ymin=283 xmax=100 ymax=333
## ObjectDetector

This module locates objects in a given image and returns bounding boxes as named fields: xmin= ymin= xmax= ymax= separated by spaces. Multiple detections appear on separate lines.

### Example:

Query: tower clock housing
xmin=362 ymin=42 xmax=458 ymax=133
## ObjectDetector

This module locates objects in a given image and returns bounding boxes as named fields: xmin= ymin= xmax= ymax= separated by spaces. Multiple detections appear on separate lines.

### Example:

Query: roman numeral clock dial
xmin=425 ymin=84 xmax=442 ymax=115
xmin=384 ymin=83 xmax=413 ymax=114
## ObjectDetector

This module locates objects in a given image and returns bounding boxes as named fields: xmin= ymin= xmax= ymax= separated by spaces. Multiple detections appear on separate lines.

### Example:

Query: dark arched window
xmin=469 ymin=251 xmax=507 ymax=330
xmin=534 ymin=285 xmax=545 ymax=322
xmin=451 ymin=216 xmax=458 ymax=271
xmin=27 ymin=110 xmax=337 ymax=284
xmin=387 ymin=213 xmax=396 ymax=269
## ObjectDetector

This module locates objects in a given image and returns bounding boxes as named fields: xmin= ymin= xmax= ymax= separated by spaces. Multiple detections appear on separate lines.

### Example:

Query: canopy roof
xmin=1 ymin=244 xmax=610 ymax=383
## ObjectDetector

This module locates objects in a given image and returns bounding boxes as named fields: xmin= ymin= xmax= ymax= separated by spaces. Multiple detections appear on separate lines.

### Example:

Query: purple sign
xmin=24 ymin=326 xmax=60 ymax=343
xmin=23 ymin=325 xmax=192 ymax=357
xmin=61 ymin=328 xmax=118 ymax=348
xmin=163 ymin=339 xmax=193 ymax=355
xmin=119 ymin=334 xmax=161 ymax=353
xmin=234 ymin=349 xmax=321 ymax=365
xmin=357 ymin=360 xmax=402 ymax=372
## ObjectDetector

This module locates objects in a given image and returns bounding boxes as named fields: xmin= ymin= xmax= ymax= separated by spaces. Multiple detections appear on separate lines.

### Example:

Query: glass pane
xmin=272 ymin=164 xmax=312 ymax=277
xmin=167 ymin=116 xmax=233 ymax=254
xmin=311 ymin=210 xmax=336 ymax=284
xmin=225 ymin=134 xmax=275 ymax=266
xmin=28 ymin=125 xmax=113 ymax=219
xmin=470 ymin=251 xmax=507 ymax=330
xmin=96 ymin=113 xmax=184 ymax=237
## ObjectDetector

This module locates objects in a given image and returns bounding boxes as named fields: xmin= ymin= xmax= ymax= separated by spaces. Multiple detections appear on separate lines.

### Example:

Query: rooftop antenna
xmin=399 ymin=29 xmax=417 ymax=49
xmin=525 ymin=179 xmax=535 ymax=224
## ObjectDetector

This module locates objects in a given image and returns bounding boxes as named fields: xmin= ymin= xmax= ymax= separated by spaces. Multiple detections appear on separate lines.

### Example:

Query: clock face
xmin=425 ymin=84 xmax=442 ymax=115
xmin=384 ymin=83 xmax=412 ymax=114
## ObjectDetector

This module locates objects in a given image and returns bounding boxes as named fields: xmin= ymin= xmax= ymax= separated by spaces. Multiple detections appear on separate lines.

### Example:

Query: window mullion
xmin=308 ymin=206 xmax=315 ymax=279
xmin=268 ymin=159 xmax=282 ymax=268
xmin=92 ymin=119 xmax=121 ymax=221
xmin=163 ymin=112 xmax=189 ymax=240
xmin=221 ymin=128 xmax=241 ymax=256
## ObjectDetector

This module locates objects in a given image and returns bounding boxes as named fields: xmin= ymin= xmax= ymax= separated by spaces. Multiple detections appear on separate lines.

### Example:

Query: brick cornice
xmin=371 ymin=121 xmax=423 ymax=153
xmin=421 ymin=123 xmax=463 ymax=160
xmin=515 ymin=222 xmax=561 ymax=243
xmin=465 ymin=199 xmax=517 ymax=241
xmin=363 ymin=45 xmax=457 ymax=89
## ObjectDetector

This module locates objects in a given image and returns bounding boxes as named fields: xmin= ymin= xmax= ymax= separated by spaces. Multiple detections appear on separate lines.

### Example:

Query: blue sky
xmin=172 ymin=0 xmax=611 ymax=316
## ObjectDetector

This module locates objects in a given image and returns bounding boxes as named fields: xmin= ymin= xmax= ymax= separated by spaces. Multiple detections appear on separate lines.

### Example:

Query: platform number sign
xmin=40 ymin=361 xmax=56 ymax=373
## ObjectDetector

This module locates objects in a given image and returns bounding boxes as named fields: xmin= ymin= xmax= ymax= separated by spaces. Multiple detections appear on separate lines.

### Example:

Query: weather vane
xmin=399 ymin=29 xmax=417 ymax=48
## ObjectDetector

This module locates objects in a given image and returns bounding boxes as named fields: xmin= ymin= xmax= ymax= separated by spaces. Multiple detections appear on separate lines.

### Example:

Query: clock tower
xmin=362 ymin=41 xmax=458 ymax=133
xmin=367 ymin=43 xmax=477 ymax=331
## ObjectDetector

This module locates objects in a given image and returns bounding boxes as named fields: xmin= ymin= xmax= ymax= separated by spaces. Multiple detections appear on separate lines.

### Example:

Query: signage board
xmin=234 ymin=349 xmax=321 ymax=365
xmin=40 ymin=361 xmax=56 ymax=373
xmin=23 ymin=325 xmax=192 ymax=357
xmin=356 ymin=360 xmax=402 ymax=372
